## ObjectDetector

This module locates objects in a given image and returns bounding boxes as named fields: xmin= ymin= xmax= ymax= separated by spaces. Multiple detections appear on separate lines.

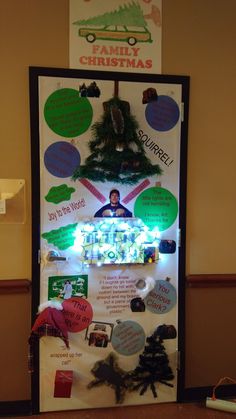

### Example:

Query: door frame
xmin=29 ymin=66 xmax=190 ymax=413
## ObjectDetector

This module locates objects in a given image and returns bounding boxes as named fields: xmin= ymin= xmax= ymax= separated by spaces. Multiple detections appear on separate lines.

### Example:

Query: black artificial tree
xmin=72 ymin=95 xmax=162 ymax=185
xmin=127 ymin=325 xmax=176 ymax=398
xmin=87 ymin=352 xmax=129 ymax=404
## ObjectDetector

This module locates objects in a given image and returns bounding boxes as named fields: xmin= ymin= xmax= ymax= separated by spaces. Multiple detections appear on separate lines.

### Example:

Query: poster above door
xmin=69 ymin=0 xmax=162 ymax=73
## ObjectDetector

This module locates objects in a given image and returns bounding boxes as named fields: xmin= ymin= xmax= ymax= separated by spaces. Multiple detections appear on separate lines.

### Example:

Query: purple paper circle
xmin=44 ymin=141 xmax=80 ymax=178
xmin=145 ymin=95 xmax=180 ymax=131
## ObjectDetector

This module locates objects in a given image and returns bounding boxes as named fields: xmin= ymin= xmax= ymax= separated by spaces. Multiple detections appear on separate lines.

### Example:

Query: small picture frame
xmin=85 ymin=321 xmax=114 ymax=348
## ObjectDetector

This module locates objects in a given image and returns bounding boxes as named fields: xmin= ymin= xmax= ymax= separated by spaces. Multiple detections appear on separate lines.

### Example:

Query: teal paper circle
xmin=111 ymin=321 xmax=145 ymax=356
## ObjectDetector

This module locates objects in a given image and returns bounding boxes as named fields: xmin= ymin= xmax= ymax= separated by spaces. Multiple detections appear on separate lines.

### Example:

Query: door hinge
xmin=38 ymin=249 xmax=41 ymax=264
xmin=181 ymin=102 xmax=184 ymax=122
xmin=177 ymin=350 xmax=181 ymax=370
xmin=177 ymin=228 xmax=181 ymax=247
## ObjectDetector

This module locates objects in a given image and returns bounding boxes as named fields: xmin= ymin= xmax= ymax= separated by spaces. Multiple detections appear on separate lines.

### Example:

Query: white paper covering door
xmin=32 ymin=71 xmax=188 ymax=412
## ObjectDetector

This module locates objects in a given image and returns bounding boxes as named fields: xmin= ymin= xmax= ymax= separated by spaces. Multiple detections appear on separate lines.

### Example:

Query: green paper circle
xmin=44 ymin=88 xmax=93 ymax=137
xmin=134 ymin=187 xmax=178 ymax=231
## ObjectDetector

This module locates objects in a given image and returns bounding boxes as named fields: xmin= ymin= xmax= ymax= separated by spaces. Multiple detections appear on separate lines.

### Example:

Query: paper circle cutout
xmin=145 ymin=95 xmax=180 ymax=131
xmin=62 ymin=297 xmax=93 ymax=332
xmin=134 ymin=186 xmax=178 ymax=231
xmin=44 ymin=88 xmax=93 ymax=137
xmin=111 ymin=320 xmax=145 ymax=356
xmin=44 ymin=141 xmax=80 ymax=178
xmin=144 ymin=280 xmax=177 ymax=314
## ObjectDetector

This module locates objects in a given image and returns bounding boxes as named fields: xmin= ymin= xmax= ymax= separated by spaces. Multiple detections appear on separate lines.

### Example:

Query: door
xmin=29 ymin=67 xmax=189 ymax=412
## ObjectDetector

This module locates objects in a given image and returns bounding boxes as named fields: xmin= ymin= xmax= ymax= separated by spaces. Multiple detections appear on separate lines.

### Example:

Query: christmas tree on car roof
xmin=73 ymin=2 xmax=147 ymax=28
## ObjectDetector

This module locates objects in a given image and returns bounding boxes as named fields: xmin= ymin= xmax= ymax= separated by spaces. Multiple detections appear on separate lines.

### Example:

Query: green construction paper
xmin=134 ymin=187 xmax=178 ymax=231
xmin=45 ymin=184 xmax=76 ymax=204
xmin=44 ymin=88 xmax=93 ymax=137
xmin=42 ymin=223 xmax=78 ymax=250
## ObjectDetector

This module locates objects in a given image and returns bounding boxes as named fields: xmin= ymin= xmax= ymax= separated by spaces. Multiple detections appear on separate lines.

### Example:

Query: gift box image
xmin=54 ymin=370 xmax=73 ymax=398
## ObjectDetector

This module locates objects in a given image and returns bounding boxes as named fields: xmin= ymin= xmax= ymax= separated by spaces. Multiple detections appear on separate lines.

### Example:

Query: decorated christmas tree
xmin=72 ymin=95 xmax=162 ymax=185
xmin=127 ymin=325 xmax=176 ymax=397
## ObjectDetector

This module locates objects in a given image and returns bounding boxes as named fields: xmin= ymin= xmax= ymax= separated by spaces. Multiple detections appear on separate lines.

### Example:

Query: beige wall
xmin=162 ymin=0 xmax=236 ymax=274
xmin=0 ymin=0 xmax=236 ymax=402
xmin=0 ymin=0 xmax=69 ymax=280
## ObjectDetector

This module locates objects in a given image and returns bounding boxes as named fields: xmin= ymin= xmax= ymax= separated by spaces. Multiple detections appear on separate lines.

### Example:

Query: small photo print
xmin=85 ymin=321 xmax=114 ymax=348
xmin=48 ymin=275 xmax=88 ymax=300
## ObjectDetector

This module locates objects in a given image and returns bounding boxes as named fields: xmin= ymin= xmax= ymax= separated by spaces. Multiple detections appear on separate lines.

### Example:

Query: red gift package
xmin=54 ymin=370 xmax=73 ymax=398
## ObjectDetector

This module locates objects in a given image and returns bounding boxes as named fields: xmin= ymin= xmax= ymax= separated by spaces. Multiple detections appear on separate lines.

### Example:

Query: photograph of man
xmin=60 ymin=280 xmax=73 ymax=300
xmin=94 ymin=189 xmax=132 ymax=218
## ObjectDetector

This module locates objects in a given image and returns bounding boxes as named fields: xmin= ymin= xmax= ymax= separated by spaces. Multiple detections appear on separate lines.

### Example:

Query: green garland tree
xmin=72 ymin=96 xmax=162 ymax=185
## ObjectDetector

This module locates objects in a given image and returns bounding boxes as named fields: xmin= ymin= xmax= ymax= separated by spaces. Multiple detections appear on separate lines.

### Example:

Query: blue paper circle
xmin=44 ymin=141 xmax=80 ymax=178
xmin=144 ymin=280 xmax=177 ymax=314
xmin=145 ymin=95 xmax=180 ymax=131
xmin=111 ymin=321 xmax=145 ymax=356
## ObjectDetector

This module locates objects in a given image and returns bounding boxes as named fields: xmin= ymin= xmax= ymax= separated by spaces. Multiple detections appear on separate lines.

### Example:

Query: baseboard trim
xmin=0 ymin=279 xmax=31 ymax=294
xmin=0 ymin=400 xmax=31 ymax=417
xmin=186 ymin=274 xmax=236 ymax=287
xmin=180 ymin=384 xmax=236 ymax=402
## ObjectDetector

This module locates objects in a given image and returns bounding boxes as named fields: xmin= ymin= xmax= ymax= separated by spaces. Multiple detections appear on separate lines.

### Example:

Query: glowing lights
xmin=118 ymin=221 xmax=130 ymax=230
xmin=83 ymin=223 xmax=95 ymax=232
xmin=71 ymin=218 xmax=160 ymax=265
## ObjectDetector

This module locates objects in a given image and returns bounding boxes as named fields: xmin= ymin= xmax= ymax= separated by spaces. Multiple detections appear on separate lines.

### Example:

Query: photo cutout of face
xmin=94 ymin=189 xmax=132 ymax=218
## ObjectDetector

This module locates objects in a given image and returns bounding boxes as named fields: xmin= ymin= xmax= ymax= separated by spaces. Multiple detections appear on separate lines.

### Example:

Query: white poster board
xmin=29 ymin=68 xmax=189 ymax=412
